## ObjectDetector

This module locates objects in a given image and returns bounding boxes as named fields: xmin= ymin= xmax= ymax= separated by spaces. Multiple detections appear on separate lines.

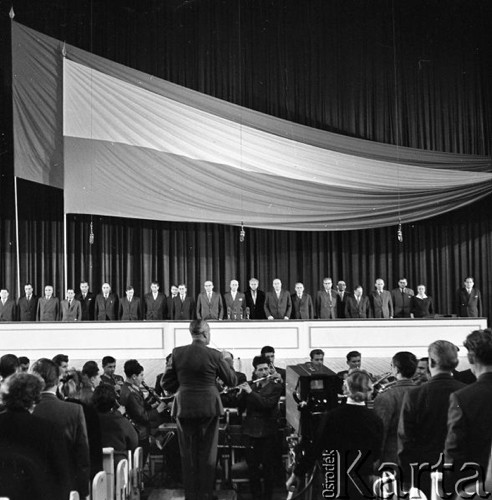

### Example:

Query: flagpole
xmin=14 ymin=176 xmax=21 ymax=298
xmin=64 ymin=212 xmax=68 ymax=295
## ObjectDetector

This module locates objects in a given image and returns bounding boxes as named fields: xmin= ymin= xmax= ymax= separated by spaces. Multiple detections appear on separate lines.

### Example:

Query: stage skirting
xmin=0 ymin=318 xmax=486 ymax=361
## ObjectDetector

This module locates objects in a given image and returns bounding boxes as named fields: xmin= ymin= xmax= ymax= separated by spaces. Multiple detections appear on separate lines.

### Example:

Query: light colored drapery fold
xmin=12 ymin=22 xmax=492 ymax=230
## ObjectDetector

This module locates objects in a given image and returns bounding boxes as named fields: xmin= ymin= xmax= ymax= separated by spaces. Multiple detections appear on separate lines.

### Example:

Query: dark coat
xmin=391 ymin=287 xmax=415 ymax=318
xmin=345 ymin=294 xmax=370 ymax=318
xmin=316 ymin=289 xmax=338 ymax=319
xmin=291 ymin=293 xmax=314 ymax=319
xmin=264 ymin=290 xmax=292 ymax=319
xmin=60 ymin=299 xmax=82 ymax=321
xmin=336 ymin=291 xmax=351 ymax=318
xmin=33 ymin=392 xmax=90 ymax=497
xmin=455 ymin=287 xmax=482 ymax=317
xmin=369 ymin=290 xmax=393 ymax=318
xmin=144 ymin=292 xmax=167 ymax=320
xmin=173 ymin=295 xmax=196 ymax=320
xmin=0 ymin=298 xmax=16 ymax=321
xmin=162 ymin=340 xmax=237 ymax=418
xmin=17 ymin=294 xmax=38 ymax=321
xmin=75 ymin=291 xmax=96 ymax=320
xmin=36 ymin=296 xmax=60 ymax=321
xmin=244 ymin=289 xmax=267 ymax=319
xmin=224 ymin=291 xmax=246 ymax=319
xmin=119 ymin=296 xmax=142 ymax=320
xmin=94 ymin=293 xmax=119 ymax=320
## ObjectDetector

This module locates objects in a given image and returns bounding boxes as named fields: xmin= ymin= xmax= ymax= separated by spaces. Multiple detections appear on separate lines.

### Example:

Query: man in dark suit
xmin=238 ymin=355 xmax=283 ymax=500
xmin=264 ymin=278 xmax=292 ymax=320
xmin=196 ymin=280 xmax=224 ymax=320
xmin=398 ymin=340 xmax=465 ymax=497
xmin=345 ymin=285 xmax=370 ymax=318
xmin=316 ymin=277 xmax=338 ymax=319
xmin=32 ymin=358 xmax=90 ymax=498
xmin=17 ymin=283 xmax=38 ymax=321
xmin=0 ymin=373 xmax=72 ymax=500
xmin=162 ymin=320 xmax=237 ymax=500
xmin=444 ymin=329 xmax=492 ymax=495
xmin=94 ymin=282 xmax=119 ymax=320
xmin=167 ymin=285 xmax=179 ymax=319
xmin=60 ymin=288 xmax=82 ymax=321
xmin=244 ymin=277 xmax=266 ymax=319
xmin=455 ymin=276 xmax=483 ymax=317
xmin=291 ymin=282 xmax=314 ymax=319
xmin=369 ymin=278 xmax=394 ymax=318
xmin=391 ymin=277 xmax=415 ymax=318
xmin=0 ymin=288 xmax=16 ymax=321
xmin=173 ymin=284 xmax=196 ymax=320
xmin=224 ymin=279 xmax=246 ymax=320
xmin=143 ymin=281 xmax=167 ymax=320
xmin=336 ymin=280 xmax=351 ymax=318
xmin=119 ymin=285 xmax=142 ymax=320
xmin=36 ymin=285 xmax=60 ymax=321
xmin=75 ymin=281 xmax=95 ymax=320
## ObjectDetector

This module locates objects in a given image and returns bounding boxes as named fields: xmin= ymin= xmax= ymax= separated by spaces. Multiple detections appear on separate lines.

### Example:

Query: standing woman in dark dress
xmin=410 ymin=284 xmax=434 ymax=318
xmin=286 ymin=370 xmax=384 ymax=499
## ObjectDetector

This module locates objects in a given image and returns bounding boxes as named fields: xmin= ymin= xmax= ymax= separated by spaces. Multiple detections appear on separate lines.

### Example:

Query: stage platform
xmin=0 ymin=317 xmax=485 ymax=380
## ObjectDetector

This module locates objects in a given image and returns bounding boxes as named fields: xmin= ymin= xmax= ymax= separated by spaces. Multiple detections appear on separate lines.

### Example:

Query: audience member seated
xmin=62 ymin=369 xmax=103 ymax=479
xmin=412 ymin=357 xmax=430 ymax=385
xmin=0 ymin=372 xmax=71 ymax=500
xmin=82 ymin=359 xmax=101 ymax=399
xmin=287 ymin=370 xmax=384 ymax=499
xmin=31 ymin=358 xmax=90 ymax=498
xmin=92 ymin=383 xmax=139 ymax=465
xmin=304 ymin=349 xmax=326 ymax=372
xmin=336 ymin=350 xmax=362 ymax=380
xmin=373 ymin=351 xmax=417 ymax=464
xmin=0 ymin=353 xmax=19 ymax=381
xmin=18 ymin=356 xmax=30 ymax=372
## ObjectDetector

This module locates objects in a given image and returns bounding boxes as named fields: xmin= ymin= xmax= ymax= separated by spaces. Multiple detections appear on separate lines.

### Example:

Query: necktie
xmin=207 ymin=292 xmax=212 ymax=301
xmin=252 ymin=291 xmax=256 ymax=303
xmin=68 ymin=300 xmax=72 ymax=307
xmin=181 ymin=295 xmax=185 ymax=302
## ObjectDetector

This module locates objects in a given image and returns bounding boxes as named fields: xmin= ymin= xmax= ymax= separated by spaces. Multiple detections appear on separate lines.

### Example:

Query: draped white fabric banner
xmin=13 ymin=22 xmax=492 ymax=230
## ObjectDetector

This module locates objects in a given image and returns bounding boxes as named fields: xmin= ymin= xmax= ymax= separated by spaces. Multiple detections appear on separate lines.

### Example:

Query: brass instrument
xmin=372 ymin=371 xmax=397 ymax=397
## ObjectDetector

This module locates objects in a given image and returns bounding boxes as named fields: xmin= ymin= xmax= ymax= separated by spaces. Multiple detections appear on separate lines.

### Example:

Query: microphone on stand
xmin=227 ymin=307 xmax=231 ymax=320
xmin=245 ymin=307 xmax=250 ymax=320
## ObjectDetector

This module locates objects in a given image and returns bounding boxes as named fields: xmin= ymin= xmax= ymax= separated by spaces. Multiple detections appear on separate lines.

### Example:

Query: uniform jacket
xmin=345 ymin=294 xmax=370 ymax=318
xmin=240 ymin=379 xmax=283 ymax=437
xmin=391 ymin=287 xmax=415 ymax=318
xmin=0 ymin=298 xmax=16 ymax=321
xmin=75 ymin=291 xmax=95 ymax=320
xmin=455 ymin=287 xmax=482 ymax=317
xmin=60 ymin=299 xmax=82 ymax=321
xmin=17 ymin=294 xmax=38 ymax=321
xmin=291 ymin=293 xmax=314 ymax=319
xmin=144 ymin=292 xmax=167 ymax=320
xmin=224 ymin=291 xmax=246 ymax=319
xmin=33 ymin=392 xmax=90 ymax=497
xmin=316 ymin=289 xmax=338 ymax=319
xmin=36 ymin=296 xmax=60 ymax=321
xmin=94 ymin=293 xmax=119 ymax=321
xmin=119 ymin=382 xmax=156 ymax=440
xmin=162 ymin=340 xmax=237 ymax=418
xmin=369 ymin=290 xmax=394 ymax=318
xmin=196 ymin=291 xmax=224 ymax=320
xmin=244 ymin=289 xmax=266 ymax=319
xmin=173 ymin=295 xmax=196 ymax=320
xmin=264 ymin=290 xmax=292 ymax=319
xmin=119 ymin=296 xmax=142 ymax=321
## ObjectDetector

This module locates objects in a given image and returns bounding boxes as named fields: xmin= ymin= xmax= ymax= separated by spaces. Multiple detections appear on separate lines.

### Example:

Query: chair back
xmin=115 ymin=458 xmax=129 ymax=500
xmin=131 ymin=446 xmax=144 ymax=494
xmin=102 ymin=447 xmax=115 ymax=500
xmin=92 ymin=470 xmax=107 ymax=500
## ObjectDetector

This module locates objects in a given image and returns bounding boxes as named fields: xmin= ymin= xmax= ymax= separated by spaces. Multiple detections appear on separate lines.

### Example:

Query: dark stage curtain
xmin=1 ymin=0 xmax=491 ymax=322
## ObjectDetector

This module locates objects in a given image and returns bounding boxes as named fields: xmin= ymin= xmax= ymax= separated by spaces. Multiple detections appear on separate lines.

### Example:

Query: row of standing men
xmin=0 ymin=276 xmax=482 ymax=321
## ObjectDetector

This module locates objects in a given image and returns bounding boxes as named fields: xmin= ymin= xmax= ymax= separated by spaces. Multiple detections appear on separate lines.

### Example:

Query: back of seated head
xmin=428 ymin=340 xmax=459 ymax=371
xmin=82 ymin=360 xmax=99 ymax=378
xmin=346 ymin=350 xmax=361 ymax=361
xmin=102 ymin=356 xmax=116 ymax=367
xmin=31 ymin=358 xmax=59 ymax=388
xmin=260 ymin=345 xmax=275 ymax=356
xmin=392 ymin=351 xmax=418 ymax=378
xmin=124 ymin=359 xmax=143 ymax=378
xmin=189 ymin=319 xmax=209 ymax=337
xmin=52 ymin=353 xmax=68 ymax=366
xmin=61 ymin=370 xmax=82 ymax=399
xmin=344 ymin=369 xmax=373 ymax=403
xmin=0 ymin=354 xmax=19 ymax=379
xmin=18 ymin=356 xmax=30 ymax=366
xmin=92 ymin=384 xmax=118 ymax=413
xmin=310 ymin=349 xmax=324 ymax=359
xmin=464 ymin=328 xmax=492 ymax=365
xmin=252 ymin=355 xmax=270 ymax=369
xmin=1 ymin=372 xmax=44 ymax=411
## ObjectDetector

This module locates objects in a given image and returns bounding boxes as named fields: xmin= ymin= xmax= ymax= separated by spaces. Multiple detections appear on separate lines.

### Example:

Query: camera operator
xmin=120 ymin=359 xmax=167 ymax=462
